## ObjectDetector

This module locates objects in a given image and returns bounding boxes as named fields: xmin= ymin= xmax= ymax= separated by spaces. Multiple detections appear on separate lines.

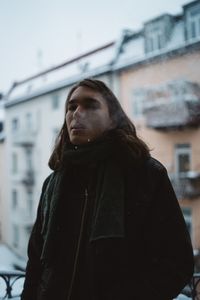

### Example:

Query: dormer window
xmin=144 ymin=14 xmax=174 ymax=54
xmin=146 ymin=27 xmax=164 ymax=52
xmin=188 ymin=7 xmax=200 ymax=38
xmin=184 ymin=1 xmax=200 ymax=40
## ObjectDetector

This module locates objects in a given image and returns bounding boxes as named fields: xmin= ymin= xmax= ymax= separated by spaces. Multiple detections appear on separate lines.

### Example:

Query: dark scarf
xmin=40 ymin=131 xmax=138 ymax=262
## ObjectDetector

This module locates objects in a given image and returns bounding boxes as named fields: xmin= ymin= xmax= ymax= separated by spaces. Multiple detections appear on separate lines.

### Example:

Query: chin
xmin=70 ymin=136 xmax=89 ymax=145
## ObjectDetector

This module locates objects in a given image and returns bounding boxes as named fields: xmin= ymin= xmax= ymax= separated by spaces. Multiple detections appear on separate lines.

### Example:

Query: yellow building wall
xmin=119 ymin=50 xmax=200 ymax=249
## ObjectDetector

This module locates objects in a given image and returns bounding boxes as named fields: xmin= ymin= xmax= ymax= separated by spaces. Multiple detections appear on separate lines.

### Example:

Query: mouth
xmin=71 ymin=124 xmax=86 ymax=132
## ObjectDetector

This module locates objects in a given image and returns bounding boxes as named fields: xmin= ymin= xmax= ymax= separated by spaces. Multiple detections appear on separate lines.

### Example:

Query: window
xmin=26 ymin=112 xmax=33 ymax=130
xmin=148 ymin=37 xmax=154 ymax=52
xmin=175 ymin=144 xmax=191 ymax=176
xmin=13 ymin=224 xmax=19 ymax=248
xmin=132 ymin=91 xmax=145 ymax=118
xmin=182 ymin=207 xmax=192 ymax=236
xmin=27 ymin=192 xmax=33 ymax=216
xmin=12 ymin=153 xmax=18 ymax=174
xmin=11 ymin=118 xmax=19 ymax=132
xmin=146 ymin=27 xmax=164 ymax=53
xmin=187 ymin=4 xmax=200 ymax=39
xmin=52 ymin=94 xmax=60 ymax=109
xmin=26 ymin=148 xmax=33 ymax=170
xmin=191 ymin=20 xmax=196 ymax=38
xmin=157 ymin=34 xmax=163 ymax=50
xmin=0 ymin=121 xmax=3 ymax=132
xmin=12 ymin=189 xmax=18 ymax=210
xmin=26 ymin=225 xmax=33 ymax=236
xmin=132 ymin=99 xmax=143 ymax=117
xmin=52 ymin=128 xmax=60 ymax=144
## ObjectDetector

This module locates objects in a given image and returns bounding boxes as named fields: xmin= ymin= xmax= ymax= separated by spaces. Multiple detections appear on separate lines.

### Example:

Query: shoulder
xmin=144 ymin=156 xmax=167 ymax=174
xmin=126 ymin=156 xmax=168 ymax=181
xmin=41 ymin=172 xmax=56 ymax=193
xmin=138 ymin=156 xmax=169 ymax=190
xmin=39 ymin=172 xmax=56 ymax=212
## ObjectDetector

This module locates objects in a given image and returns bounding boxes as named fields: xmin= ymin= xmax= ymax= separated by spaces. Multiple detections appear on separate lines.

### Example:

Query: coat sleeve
xmin=142 ymin=163 xmax=194 ymax=300
xmin=20 ymin=175 xmax=52 ymax=300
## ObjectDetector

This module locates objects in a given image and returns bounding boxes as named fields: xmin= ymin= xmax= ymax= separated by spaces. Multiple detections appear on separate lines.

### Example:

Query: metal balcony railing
xmin=0 ymin=271 xmax=200 ymax=299
xmin=21 ymin=170 xmax=35 ymax=187
xmin=12 ymin=130 xmax=36 ymax=147
xmin=170 ymin=172 xmax=200 ymax=199
xmin=191 ymin=274 xmax=200 ymax=299
xmin=0 ymin=271 xmax=25 ymax=299
xmin=143 ymin=99 xmax=200 ymax=130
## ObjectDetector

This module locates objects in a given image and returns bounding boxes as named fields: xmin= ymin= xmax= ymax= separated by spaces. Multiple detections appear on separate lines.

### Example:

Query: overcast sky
xmin=0 ymin=0 xmax=188 ymax=93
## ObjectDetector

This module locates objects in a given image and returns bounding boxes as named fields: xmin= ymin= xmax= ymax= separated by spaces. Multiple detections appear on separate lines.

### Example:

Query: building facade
xmin=114 ymin=0 xmax=200 ymax=268
xmin=4 ymin=42 xmax=118 ymax=259
xmin=0 ymin=97 xmax=6 ymax=244
xmin=2 ymin=0 xmax=200 ymax=270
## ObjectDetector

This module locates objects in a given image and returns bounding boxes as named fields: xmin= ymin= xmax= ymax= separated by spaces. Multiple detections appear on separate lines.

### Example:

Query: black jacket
xmin=21 ymin=157 xmax=194 ymax=300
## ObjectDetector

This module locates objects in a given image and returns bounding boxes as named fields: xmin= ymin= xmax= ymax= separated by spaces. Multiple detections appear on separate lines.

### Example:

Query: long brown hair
xmin=48 ymin=78 xmax=150 ymax=170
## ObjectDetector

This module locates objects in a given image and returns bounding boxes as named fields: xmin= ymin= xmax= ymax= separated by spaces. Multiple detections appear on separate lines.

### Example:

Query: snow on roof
xmin=116 ymin=35 xmax=145 ymax=63
xmin=7 ymin=42 xmax=115 ymax=103
xmin=5 ymin=7 xmax=200 ymax=105
xmin=112 ymin=18 xmax=200 ymax=71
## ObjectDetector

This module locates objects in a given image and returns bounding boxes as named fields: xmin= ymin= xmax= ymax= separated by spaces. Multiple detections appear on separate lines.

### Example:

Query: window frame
xmin=186 ymin=4 xmax=200 ymax=40
xmin=175 ymin=144 xmax=192 ymax=177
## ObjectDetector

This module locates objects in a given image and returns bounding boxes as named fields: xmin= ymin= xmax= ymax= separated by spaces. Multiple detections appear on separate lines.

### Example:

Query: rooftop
xmin=5 ymin=0 xmax=200 ymax=107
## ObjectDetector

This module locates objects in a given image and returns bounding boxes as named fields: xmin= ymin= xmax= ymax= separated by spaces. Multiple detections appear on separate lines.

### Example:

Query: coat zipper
xmin=67 ymin=188 xmax=89 ymax=300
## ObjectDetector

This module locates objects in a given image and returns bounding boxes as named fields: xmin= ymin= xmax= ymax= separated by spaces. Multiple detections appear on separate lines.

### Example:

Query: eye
xmin=68 ymin=104 xmax=77 ymax=111
xmin=85 ymin=102 xmax=100 ymax=109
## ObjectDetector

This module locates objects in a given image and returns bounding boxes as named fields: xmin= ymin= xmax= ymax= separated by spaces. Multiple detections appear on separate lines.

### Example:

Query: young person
xmin=21 ymin=78 xmax=194 ymax=300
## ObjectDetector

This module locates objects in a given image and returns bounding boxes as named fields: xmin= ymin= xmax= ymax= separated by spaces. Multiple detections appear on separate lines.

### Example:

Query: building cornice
xmin=5 ymin=38 xmax=200 ymax=108
xmin=5 ymin=65 xmax=112 ymax=108
xmin=112 ymin=39 xmax=200 ymax=73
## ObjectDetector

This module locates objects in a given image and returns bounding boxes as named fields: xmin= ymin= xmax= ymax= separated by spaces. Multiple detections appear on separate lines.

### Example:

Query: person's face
xmin=66 ymin=86 xmax=113 ymax=145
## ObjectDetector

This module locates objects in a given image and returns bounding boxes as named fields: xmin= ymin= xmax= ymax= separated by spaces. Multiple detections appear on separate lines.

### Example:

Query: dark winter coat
xmin=21 ymin=157 xmax=194 ymax=300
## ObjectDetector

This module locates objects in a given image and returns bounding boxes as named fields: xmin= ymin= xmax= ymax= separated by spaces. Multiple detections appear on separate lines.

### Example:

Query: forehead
xmin=68 ymin=86 xmax=106 ymax=104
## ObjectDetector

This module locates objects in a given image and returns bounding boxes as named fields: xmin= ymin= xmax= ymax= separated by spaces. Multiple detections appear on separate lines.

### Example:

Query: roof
xmin=6 ymin=41 xmax=115 ymax=105
xmin=183 ymin=0 xmax=200 ymax=9
xmin=112 ymin=15 xmax=200 ymax=71
xmin=5 ymin=0 xmax=200 ymax=106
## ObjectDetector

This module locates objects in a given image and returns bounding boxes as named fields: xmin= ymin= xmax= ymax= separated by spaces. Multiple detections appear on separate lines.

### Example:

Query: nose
xmin=73 ymin=105 xmax=85 ymax=118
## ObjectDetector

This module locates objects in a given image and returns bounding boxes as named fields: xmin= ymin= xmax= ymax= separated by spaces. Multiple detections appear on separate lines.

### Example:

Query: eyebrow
xmin=68 ymin=97 xmax=100 ymax=105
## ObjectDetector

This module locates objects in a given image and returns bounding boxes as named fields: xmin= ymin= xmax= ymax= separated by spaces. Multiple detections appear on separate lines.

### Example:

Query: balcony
xmin=0 ymin=270 xmax=25 ymax=299
xmin=170 ymin=172 xmax=200 ymax=199
xmin=21 ymin=170 xmax=34 ymax=187
xmin=144 ymin=99 xmax=200 ymax=130
xmin=12 ymin=170 xmax=35 ymax=194
xmin=133 ymin=80 xmax=200 ymax=130
xmin=12 ymin=130 xmax=36 ymax=147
